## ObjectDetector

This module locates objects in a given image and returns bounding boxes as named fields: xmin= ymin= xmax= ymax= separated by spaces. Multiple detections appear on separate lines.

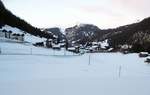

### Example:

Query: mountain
xmin=65 ymin=17 xmax=150 ymax=52
xmin=65 ymin=24 xmax=101 ymax=45
xmin=0 ymin=0 xmax=54 ymax=39
xmin=44 ymin=27 xmax=66 ymax=42
xmin=1 ymin=0 xmax=150 ymax=52
xmin=103 ymin=17 xmax=150 ymax=52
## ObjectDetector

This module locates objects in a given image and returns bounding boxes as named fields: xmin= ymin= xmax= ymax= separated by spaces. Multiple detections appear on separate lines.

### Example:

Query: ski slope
xmin=0 ymin=40 xmax=150 ymax=95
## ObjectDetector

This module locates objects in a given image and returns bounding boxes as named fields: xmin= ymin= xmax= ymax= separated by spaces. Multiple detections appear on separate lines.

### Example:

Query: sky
xmin=1 ymin=0 xmax=150 ymax=29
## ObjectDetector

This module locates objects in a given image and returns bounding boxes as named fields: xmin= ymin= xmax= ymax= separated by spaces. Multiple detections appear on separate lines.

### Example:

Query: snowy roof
xmin=52 ymin=44 xmax=61 ymax=48
xmin=68 ymin=47 xmax=76 ymax=50
xmin=140 ymin=52 xmax=149 ymax=55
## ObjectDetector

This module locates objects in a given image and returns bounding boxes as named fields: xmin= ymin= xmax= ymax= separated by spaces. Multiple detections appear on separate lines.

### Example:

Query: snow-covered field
xmin=0 ymin=40 xmax=150 ymax=95
xmin=0 ymin=37 xmax=74 ymax=56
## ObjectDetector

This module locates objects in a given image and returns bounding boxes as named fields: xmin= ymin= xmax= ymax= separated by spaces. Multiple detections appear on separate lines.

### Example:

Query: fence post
xmin=0 ymin=47 xmax=1 ymax=54
xmin=118 ymin=65 xmax=122 ymax=78
xmin=53 ymin=50 xmax=55 ymax=56
xmin=64 ymin=49 xmax=66 ymax=56
xmin=88 ymin=54 xmax=91 ymax=65
xmin=30 ymin=48 xmax=32 ymax=55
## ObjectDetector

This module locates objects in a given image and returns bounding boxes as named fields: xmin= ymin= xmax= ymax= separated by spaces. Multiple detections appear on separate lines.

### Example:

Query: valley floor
xmin=0 ymin=52 xmax=150 ymax=95
xmin=0 ymin=38 xmax=150 ymax=95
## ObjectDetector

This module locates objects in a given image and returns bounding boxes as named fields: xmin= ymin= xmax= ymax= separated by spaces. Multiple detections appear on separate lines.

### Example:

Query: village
xmin=0 ymin=28 xmax=108 ymax=53
xmin=1 ymin=27 xmax=150 ymax=64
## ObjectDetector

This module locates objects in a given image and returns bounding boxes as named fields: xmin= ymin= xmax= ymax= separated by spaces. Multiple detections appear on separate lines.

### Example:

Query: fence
xmin=0 ymin=46 xmax=130 ymax=79
xmin=0 ymin=47 xmax=81 ymax=56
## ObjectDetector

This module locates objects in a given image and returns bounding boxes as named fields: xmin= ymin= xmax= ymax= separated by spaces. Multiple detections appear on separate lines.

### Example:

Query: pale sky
xmin=1 ymin=0 xmax=150 ymax=29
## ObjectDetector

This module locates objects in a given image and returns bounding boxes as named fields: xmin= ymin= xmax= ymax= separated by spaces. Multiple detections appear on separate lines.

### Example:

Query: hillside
xmin=0 ymin=25 xmax=47 ymax=44
xmin=44 ymin=27 xmax=66 ymax=42
xmin=64 ymin=17 xmax=150 ymax=53
xmin=104 ymin=17 xmax=150 ymax=52
xmin=65 ymin=24 xmax=101 ymax=45
xmin=0 ymin=0 xmax=54 ymax=39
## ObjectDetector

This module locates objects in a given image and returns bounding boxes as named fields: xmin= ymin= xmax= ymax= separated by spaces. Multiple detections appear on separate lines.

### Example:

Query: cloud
xmin=2 ymin=0 xmax=150 ymax=28
xmin=79 ymin=5 xmax=125 ymax=18
xmin=113 ymin=0 xmax=150 ymax=16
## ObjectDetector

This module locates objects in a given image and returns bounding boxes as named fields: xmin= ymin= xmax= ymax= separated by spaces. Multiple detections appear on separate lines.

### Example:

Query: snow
xmin=24 ymin=34 xmax=46 ymax=43
xmin=0 ymin=25 xmax=47 ymax=43
xmin=1 ymin=25 xmax=24 ymax=34
xmin=68 ymin=47 xmax=76 ymax=51
xmin=60 ymin=28 xmax=66 ymax=35
xmin=140 ymin=52 xmax=149 ymax=55
xmin=0 ymin=37 xmax=23 ymax=43
xmin=1 ymin=39 xmax=150 ymax=95
xmin=52 ymin=44 xmax=61 ymax=48
xmin=0 ymin=39 xmax=74 ymax=56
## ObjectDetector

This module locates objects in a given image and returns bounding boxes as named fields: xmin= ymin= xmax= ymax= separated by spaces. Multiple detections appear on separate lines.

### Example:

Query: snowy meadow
xmin=1 ymin=0 xmax=150 ymax=95
xmin=0 ymin=42 xmax=150 ymax=95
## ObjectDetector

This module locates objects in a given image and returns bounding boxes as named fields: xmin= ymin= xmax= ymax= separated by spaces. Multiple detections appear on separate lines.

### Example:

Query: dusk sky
xmin=1 ymin=0 xmax=150 ymax=29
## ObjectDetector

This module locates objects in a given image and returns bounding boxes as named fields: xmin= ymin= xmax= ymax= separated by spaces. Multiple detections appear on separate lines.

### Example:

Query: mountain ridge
xmin=0 ymin=0 xmax=54 ymax=39
xmin=64 ymin=17 xmax=150 ymax=52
